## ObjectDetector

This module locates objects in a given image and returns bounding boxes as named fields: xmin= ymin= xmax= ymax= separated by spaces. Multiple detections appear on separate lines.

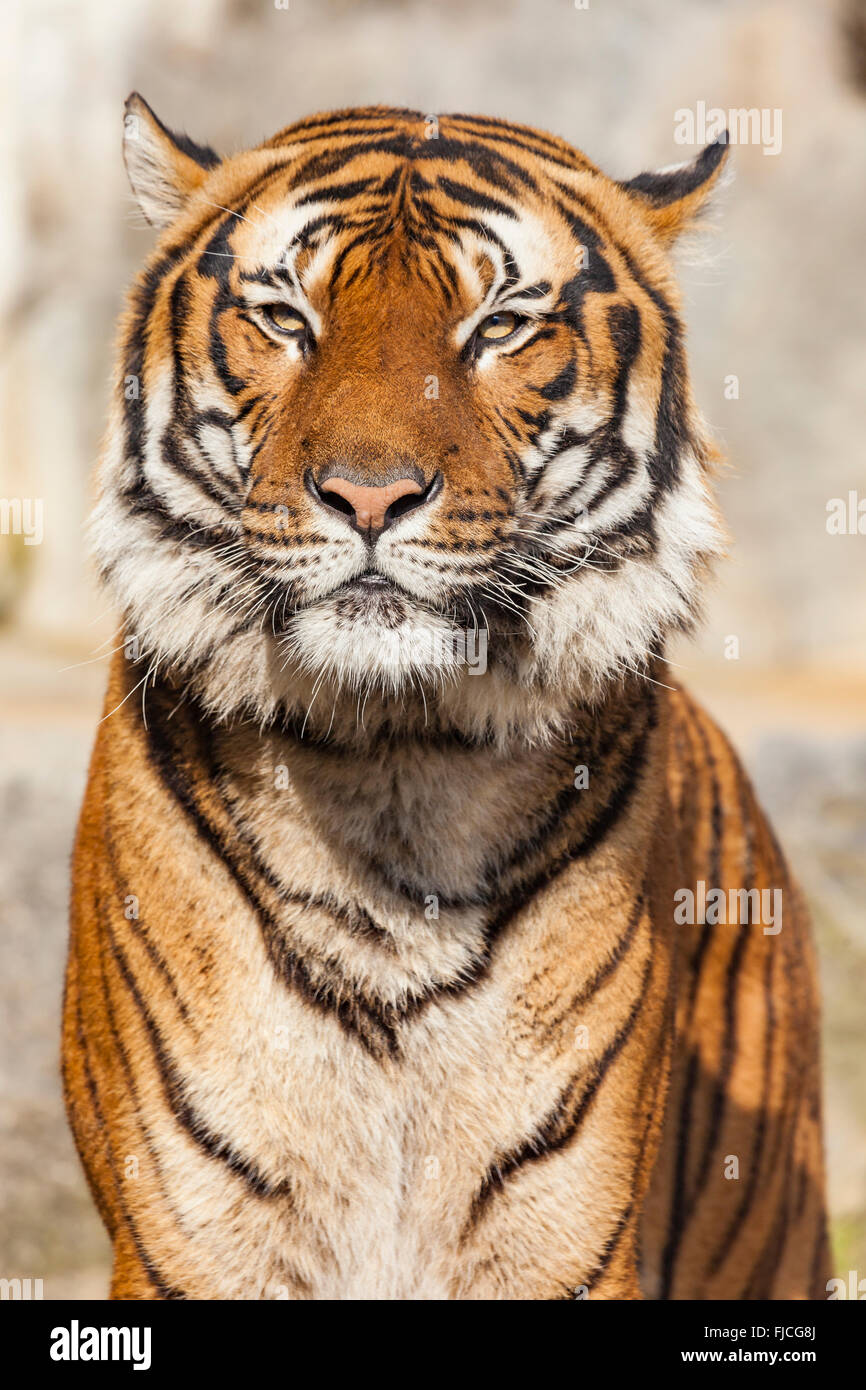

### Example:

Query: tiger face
xmin=95 ymin=99 xmax=728 ymax=739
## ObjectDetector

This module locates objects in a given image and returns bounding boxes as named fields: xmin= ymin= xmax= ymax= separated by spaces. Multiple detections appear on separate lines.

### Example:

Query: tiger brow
xmin=510 ymin=280 xmax=552 ymax=300
xmin=238 ymin=266 xmax=287 ymax=286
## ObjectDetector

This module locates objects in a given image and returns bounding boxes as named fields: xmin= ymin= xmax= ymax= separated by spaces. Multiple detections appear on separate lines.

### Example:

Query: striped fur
xmin=64 ymin=100 xmax=829 ymax=1299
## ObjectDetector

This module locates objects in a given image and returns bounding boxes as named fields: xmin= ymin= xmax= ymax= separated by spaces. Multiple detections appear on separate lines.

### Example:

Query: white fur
xmin=92 ymin=162 xmax=725 ymax=745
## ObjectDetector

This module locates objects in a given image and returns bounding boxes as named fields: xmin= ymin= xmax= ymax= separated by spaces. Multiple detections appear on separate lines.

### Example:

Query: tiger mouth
xmin=348 ymin=572 xmax=393 ymax=591
xmin=275 ymin=570 xmax=426 ymax=625
xmin=332 ymin=570 xmax=419 ymax=604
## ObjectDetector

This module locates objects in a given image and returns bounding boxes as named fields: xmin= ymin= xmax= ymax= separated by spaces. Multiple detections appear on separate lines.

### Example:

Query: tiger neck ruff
xmin=65 ymin=100 xmax=829 ymax=1300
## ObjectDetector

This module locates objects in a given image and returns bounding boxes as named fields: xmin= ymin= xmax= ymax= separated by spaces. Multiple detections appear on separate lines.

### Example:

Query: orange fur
xmin=64 ymin=104 xmax=828 ymax=1300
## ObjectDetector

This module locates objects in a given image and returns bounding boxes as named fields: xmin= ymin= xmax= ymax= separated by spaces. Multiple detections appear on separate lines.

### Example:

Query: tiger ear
xmin=619 ymin=133 xmax=730 ymax=244
xmin=123 ymin=92 xmax=221 ymax=227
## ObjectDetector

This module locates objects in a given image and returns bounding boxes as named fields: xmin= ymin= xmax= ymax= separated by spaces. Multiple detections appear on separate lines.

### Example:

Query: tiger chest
xmin=150 ymin=889 xmax=632 ymax=1300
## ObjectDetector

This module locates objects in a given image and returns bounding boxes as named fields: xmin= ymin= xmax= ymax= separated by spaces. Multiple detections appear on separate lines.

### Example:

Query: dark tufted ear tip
xmin=618 ymin=133 xmax=731 ymax=243
xmin=702 ymin=129 xmax=730 ymax=167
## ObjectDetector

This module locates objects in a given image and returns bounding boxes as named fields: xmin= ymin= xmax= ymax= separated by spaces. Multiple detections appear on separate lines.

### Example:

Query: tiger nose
xmin=312 ymin=473 xmax=430 ymax=537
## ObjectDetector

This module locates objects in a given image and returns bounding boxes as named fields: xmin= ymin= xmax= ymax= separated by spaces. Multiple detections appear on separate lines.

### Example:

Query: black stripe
xmin=62 ymin=976 xmax=119 ymax=1241
xmin=705 ymin=938 xmax=775 ymax=1279
xmin=554 ymin=182 xmax=691 ymax=490
xmin=74 ymin=994 xmax=187 ymax=1298
xmin=140 ymin=689 xmax=402 ymax=1058
xmin=433 ymin=174 xmax=518 ymax=218
xmin=466 ymin=942 xmax=654 ymax=1226
xmin=537 ymin=888 xmax=647 ymax=1046
xmin=295 ymin=174 xmax=381 ymax=206
xmin=105 ymin=919 xmax=293 ymax=1199
xmin=447 ymin=114 xmax=595 ymax=175
xmin=92 ymin=881 xmax=192 ymax=1231
xmin=582 ymin=1201 xmax=633 ymax=1292
xmin=103 ymin=819 xmax=192 ymax=1024
xmin=535 ymin=356 xmax=577 ymax=402
xmin=658 ymin=712 xmax=736 ymax=1299
xmin=740 ymin=1098 xmax=802 ymax=1298
xmin=267 ymin=108 xmax=425 ymax=144
xmin=703 ymin=761 xmax=768 ymax=1280
xmin=122 ymin=246 xmax=187 ymax=474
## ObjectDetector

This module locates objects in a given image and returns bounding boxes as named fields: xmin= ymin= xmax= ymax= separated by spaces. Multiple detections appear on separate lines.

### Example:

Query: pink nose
xmin=318 ymin=475 xmax=424 ymax=534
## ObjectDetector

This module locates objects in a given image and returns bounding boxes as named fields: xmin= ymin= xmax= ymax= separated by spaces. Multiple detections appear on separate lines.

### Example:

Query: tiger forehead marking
xmin=94 ymin=101 xmax=728 ymax=737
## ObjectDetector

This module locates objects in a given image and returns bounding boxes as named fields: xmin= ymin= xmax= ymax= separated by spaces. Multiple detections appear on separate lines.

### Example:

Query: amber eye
xmin=476 ymin=310 xmax=523 ymax=343
xmin=262 ymin=304 xmax=309 ymax=337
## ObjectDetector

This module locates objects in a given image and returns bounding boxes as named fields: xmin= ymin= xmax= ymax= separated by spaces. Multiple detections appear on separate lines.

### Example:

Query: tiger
xmin=63 ymin=95 xmax=830 ymax=1301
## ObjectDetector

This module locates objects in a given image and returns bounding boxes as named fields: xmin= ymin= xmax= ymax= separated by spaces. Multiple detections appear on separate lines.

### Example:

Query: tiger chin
xmin=64 ymin=97 xmax=830 ymax=1301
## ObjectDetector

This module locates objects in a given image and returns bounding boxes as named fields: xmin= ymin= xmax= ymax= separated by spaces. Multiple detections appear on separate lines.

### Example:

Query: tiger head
xmin=95 ymin=98 xmax=728 ymax=742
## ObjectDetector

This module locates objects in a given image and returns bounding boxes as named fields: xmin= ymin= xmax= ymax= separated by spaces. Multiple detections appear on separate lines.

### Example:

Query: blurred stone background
xmin=0 ymin=0 xmax=864 ymax=1298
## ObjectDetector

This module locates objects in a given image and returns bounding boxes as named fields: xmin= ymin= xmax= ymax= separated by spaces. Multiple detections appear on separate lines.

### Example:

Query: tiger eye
xmin=263 ymin=304 xmax=308 ymax=336
xmin=477 ymin=310 xmax=520 ymax=342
